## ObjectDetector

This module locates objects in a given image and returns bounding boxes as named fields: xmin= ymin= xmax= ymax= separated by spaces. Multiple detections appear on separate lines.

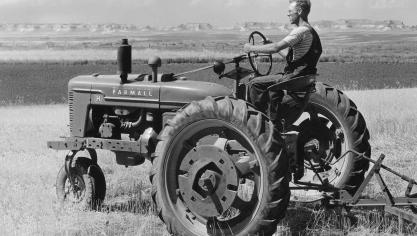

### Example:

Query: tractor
xmin=48 ymin=33 xmax=371 ymax=235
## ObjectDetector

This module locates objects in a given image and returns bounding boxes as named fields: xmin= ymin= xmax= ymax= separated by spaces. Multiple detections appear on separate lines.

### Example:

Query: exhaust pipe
xmin=117 ymin=38 xmax=132 ymax=83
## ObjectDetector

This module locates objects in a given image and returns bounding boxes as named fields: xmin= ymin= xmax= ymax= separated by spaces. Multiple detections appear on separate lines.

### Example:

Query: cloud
xmin=112 ymin=0 xmax=154 ymax=7
xmin=189 ymin=0 xmax=203 ymax=6
xmin=218 ymin=0 xmax=285 ymax=8
xmin=317 ymin=0 xmax=364 ymax=9
xmin=225 ymin=0 xmax=246 ymax=7
xmin=0 ymin=0 xmax=416 ymax=25
xmin=369 ymin=0 xmax=408 ymax=9
xmin=0 ymin=0 xmax=19 ymax=6
xmin=0 ymin=0 xmax=154 ymax=7
xmin=0 ymin=0 xmax=46 ymax=7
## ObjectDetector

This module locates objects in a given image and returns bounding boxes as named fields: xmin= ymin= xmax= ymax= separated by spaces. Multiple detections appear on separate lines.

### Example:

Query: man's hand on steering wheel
xmin=243 ymin=35 xmax=272 ymax=53
xmin=243 ymin=43 xmax=254 ymax=54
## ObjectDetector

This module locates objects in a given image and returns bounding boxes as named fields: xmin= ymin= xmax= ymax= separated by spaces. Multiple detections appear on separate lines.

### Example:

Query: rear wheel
xmin=291 ymin=82 xmax=371 ymax=194
xmin=150 ymin=97 xmax=290 ymax=236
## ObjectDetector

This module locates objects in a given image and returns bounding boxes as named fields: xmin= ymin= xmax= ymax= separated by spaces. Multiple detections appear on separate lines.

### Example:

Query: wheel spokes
xmin=64 ymin=176 xmax=85 ymax=202
xmin=231 ymin=196 xmax=255 ymax=210
xmin=234 ymin=155 xmax=259 ymax=176
xmin=294 ymin=107 xmax=350 ymax=188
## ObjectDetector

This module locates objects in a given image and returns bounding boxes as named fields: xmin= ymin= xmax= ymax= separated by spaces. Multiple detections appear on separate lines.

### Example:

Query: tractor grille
xmin=68 ymin=91 xmax=74 ymax=133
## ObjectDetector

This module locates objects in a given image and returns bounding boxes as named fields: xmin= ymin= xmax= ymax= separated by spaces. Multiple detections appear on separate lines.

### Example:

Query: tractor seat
xmin=267 ymin=74 xmax=317 ymax=92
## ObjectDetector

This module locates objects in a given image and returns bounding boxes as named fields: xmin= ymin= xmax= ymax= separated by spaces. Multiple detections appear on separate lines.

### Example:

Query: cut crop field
xmin=1 ymin=31 xmax=417 ymax=63
xmin=1 ymin=62 xmax=416 ymax=105
xmin=1 ymin=88 xmax=417 ymax=235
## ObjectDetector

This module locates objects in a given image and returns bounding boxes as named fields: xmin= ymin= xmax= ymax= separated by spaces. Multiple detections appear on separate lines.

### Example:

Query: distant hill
xmin=312 ymin=19 xmax=414 ymax=31
xmin=0 ymin=22 xmax=215 ymax=34
xmin=0 ymin=20 xmax=415 ymax=34
xmin=234 ymin=19 xmax=416 ymax=32
xmin=233 ymin=22 xmax=291 ymax=32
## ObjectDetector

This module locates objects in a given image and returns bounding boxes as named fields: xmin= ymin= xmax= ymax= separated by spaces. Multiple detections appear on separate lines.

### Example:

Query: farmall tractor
xmin=48 ymin=34 xmax=371 ymax=235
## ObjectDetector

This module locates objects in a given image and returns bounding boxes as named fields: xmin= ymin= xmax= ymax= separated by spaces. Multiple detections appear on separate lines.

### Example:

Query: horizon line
xmin=0 ymin=18 xmax=414 ymax=26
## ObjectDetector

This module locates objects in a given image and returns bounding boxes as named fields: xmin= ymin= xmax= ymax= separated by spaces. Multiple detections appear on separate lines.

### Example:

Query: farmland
xmin=1 ymin=29 xmax=417 ymax=235
xmin=1 ymin=30 xmax=417 ymax=63
xmin=1 ymin=88 xmax=417 ymax=235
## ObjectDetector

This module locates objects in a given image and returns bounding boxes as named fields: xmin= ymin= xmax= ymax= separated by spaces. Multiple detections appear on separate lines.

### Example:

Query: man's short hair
xmin=290 ymin=0 xmax=311 ymax=17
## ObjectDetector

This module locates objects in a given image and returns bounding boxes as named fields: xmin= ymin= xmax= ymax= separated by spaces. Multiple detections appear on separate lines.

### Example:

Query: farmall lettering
xmin=112 ymin=87 xmax=153 ymax=97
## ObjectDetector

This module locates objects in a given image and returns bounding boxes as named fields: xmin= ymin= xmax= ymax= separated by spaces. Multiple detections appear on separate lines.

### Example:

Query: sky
xmin=0 ymin=0 xmax=416 ymax=26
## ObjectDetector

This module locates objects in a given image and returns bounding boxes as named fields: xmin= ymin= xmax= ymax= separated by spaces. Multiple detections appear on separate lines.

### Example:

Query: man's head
xmin=288 ymin=0 xmax=311 ymax=24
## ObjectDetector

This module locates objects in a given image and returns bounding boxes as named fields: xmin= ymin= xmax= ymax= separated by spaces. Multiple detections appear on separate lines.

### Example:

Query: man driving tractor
xmin=244 ymin=0 xmax=322 ymax=131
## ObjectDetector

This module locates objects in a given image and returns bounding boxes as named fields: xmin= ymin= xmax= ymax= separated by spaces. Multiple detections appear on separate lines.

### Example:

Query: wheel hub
xmin=298 ymin=117 xmax=345 ymax=185
xmin=178 ymin=145 xmax=239 ymax=217
xmin=66 ymin=176 xmax=85 ymax=203
xmin=198 ymin=170 xmax=220 ymax=194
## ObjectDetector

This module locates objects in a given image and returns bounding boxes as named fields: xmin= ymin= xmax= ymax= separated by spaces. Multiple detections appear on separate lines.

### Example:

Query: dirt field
xmin=1 ymin=88 xmax=417 ymax=235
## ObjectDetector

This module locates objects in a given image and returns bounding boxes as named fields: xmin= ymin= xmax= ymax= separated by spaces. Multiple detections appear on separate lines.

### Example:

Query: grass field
xmin=1 ymin=88 xmax=417 ymax=235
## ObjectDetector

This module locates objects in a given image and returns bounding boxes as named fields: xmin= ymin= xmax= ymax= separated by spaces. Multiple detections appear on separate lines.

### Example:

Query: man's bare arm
xmin=277 ymin=48 xmax=288 ymax=58
xmin=244 ymin=40 xmax=290 ymax=57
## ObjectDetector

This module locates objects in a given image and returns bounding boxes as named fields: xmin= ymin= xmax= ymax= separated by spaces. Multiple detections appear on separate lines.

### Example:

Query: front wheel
xmin=150 ymin=97 xmax=290 ymax=236
xmin=56 ymin=157 xmax=106 ymax=209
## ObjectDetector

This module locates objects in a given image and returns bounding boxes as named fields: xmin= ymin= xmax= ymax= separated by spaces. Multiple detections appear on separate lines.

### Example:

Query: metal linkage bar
xmin=339 ymin=150 xmax=417 ymax=186
xmin=351 ymin=154 xmax=386 ymax=204
xmin=349 ymin=197 xmax=417 ymax=207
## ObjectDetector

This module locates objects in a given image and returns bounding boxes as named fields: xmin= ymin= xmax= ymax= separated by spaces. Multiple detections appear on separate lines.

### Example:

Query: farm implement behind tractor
xmin=48 ymin=34 xmax=417 ymax=235
xmin=294 ymin=150 xmax=417 ymax=233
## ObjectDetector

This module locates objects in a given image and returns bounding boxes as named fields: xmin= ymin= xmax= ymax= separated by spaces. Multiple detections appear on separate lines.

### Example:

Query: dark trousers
xmin=248 ymin=73 xmax=294 ymax=127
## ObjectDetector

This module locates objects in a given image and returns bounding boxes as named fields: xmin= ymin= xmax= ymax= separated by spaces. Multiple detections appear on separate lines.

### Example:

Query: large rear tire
xmin=292 ymin=82 xmax=371 ymax=193
xmin=150 ymin=96 xmax=290 ymax=236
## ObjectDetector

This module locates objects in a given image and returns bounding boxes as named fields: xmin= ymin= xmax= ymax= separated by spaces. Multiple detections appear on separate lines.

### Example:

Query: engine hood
xmin=68 ymin=74 xmax=233 ymax=109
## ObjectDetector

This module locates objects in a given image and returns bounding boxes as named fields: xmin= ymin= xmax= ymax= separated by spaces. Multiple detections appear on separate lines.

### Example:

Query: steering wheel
xmin=248 ymin=31 xmax=273 ymax=76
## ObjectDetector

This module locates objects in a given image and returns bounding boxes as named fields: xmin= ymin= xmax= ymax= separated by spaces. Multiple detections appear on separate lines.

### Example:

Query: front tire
xmin=150 ymin=97 xmax=290 ymax=236
xmin=56 ymin=157 xmax=106 ymax=209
